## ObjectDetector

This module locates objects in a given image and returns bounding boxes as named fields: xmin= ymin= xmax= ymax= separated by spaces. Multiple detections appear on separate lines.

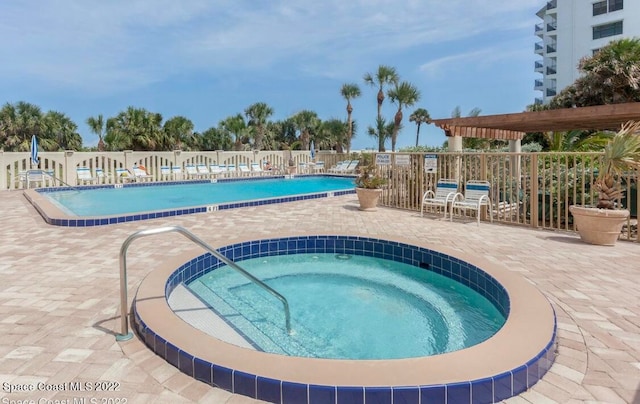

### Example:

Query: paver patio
xmin=0 ymin=190 xmax=638 ymax=403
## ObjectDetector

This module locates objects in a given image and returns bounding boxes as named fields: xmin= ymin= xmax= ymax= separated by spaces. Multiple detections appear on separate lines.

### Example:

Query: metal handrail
xmin=116 ymin=225 xmax=292 ymax=341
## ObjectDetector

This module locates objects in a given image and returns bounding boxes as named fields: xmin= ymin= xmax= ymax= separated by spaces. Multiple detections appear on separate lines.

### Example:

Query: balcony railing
xmin=535 ymin=80 xmax=544 ymax=88
xmin=547 ymin=22 xmax=557 ymax=32
xmin=546 ymin=88 xmax=557 ymax=97
xmin=535 ymin=61 xmax=544 ymax=69
xmin=547 ymin=0 xmax=557 ymax=10
xmin=546 ymin=66 xmax=557 ymax=75
xmin=535 ymin=23 xmax=544 ymax=35
xmin=546 ymin=44 xmax=557 ymax=53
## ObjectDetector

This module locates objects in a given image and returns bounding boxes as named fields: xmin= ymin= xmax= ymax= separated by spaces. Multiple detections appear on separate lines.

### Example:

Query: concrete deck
xmin=0 ymin=190 xmax=639 ymax=403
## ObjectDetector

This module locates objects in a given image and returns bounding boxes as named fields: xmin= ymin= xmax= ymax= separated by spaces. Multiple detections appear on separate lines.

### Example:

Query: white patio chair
xmin=450 ymin=180 xmax=493 ymax=226
xmin=421 ymin=179 xmax=459 ymax=219
xmin=115 ymin=168 xmax=135 ymax=183
xmin=160 ymin=166 xmax=172 ymax=180
xmin=172 ymin=165 xmax=183 ymax=180
xmin=328 ymin=161 xmax=348 ymax=173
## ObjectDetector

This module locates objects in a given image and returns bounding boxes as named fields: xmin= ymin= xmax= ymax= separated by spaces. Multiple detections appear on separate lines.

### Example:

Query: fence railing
xmin=3 ymin=150 xmax=637 ymax=241
xmin=1 ymin=150 xmax=347 ymax=190
xmin=370 ymin=152 xmax=637 ymax=242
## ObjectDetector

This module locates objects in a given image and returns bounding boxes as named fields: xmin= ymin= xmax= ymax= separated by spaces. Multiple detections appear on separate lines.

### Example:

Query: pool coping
xmin=132 ymin=233 xmax=557 ymax=403
xmin=22 ymin=174 xmax=356 ymax=227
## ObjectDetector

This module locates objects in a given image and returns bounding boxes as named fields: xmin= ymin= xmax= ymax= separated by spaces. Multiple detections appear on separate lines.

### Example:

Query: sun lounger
xmin=76 ymin=167 xmax=97 ymax=185
xmin=132 ymin=166 xmax=153 ymax=181
xmin=209 ymin=164 xmax=223 ymax=177
xmin=115 ymin=168 xmax=135 ymax=183
xmin=238 ymin=163 xmax=251 ymax=176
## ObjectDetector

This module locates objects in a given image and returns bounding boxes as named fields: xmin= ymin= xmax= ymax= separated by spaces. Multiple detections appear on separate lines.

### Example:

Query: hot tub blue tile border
xmin=133 ymin=235 xmax=557 ymax=404
xmin=29 ymin=175 xmax=356 ymax=227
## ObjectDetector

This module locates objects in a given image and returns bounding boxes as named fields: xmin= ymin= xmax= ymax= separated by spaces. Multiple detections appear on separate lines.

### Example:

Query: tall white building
xmin=534 ymin=0 xmax=640 ymax=104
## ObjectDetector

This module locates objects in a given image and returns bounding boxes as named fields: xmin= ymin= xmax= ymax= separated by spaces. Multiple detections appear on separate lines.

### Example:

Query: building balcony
xmin=535 ymin=23 xmax=544 ymax=37
xmin=547 ymin=0 xmax=557 ymax=11
xmin=546 ymin=88 xmax=557 ymax=97
xmin=534 ymin=80 xmax=544 ymax=90
xmin=534 ymin=97 xmax=544 ymax=105
xmin=535 ymin=42 xmax=544 ymax=54
xmin=535 ymin=61 xmax=544 ymax=73
xmin=547 ymin=22 xmax=557 ymax=32
xmin=546 ymin=66 xmax=557 ymax=75
xmin=546 ymin=44 xmax=557 ymax=53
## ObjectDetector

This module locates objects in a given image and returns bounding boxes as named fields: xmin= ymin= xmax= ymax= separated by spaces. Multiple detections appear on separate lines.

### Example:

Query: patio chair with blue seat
xmin=76 ymin=167 xmax=97 ymax=185
xmin=450 ymin=180 xmax=493 ymax=226
xmin=226 ymin=164 xmax=237 ymax=177
xmin=420 ymin=178 xmax=458 ymax=219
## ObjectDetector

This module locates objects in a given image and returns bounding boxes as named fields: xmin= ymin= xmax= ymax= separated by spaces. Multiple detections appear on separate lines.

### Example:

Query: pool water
xmin=186 ymin=253 xmax=506 ymax=360
xmin=42 ymin=176 xmax=355 ymax=216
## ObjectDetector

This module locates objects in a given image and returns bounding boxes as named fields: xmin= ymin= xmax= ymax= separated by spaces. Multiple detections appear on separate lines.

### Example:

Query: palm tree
xmin=105 ymin=107 xmax=164 ymax=151
xmin=319 ymin=118 xmax=349 ymax=153
xmin=340 ymin=83 xmax=361 ymax=154
xmin=245 ymin=102 xmax=274 ymax=151
xmin=86 ymin=114 xmax=106 ymax=151
xmin=291 ymin=110 xmax=320 ymax=151
xmin=363 ymin=65 xmax=399 ymax=122
xmin=409 ymin=108 xmax=431 ymax=147
xmin=595 ymin=121 xmax=640 ymax=209
xmin=42 ymin=111 xmax=82 ymax=150
xmin=0 ymin=101 xmax=44 ymax=151
xmin=387 ymin=81 xmax=421 ymax=152
xmin=220 ymin=114 xmax=248 ymax=151
xmin=163 ymin=116 xmax=194 ymax=150
xmin=367 ymin=117 xmax=393 ymax=152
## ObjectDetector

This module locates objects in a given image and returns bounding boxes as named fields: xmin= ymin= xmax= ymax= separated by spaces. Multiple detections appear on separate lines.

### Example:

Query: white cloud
xmin=0 ymin=0 xmax=541 ymax=94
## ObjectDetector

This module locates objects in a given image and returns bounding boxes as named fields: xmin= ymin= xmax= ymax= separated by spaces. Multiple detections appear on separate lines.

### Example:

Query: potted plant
xmin=569 ymin=121 xmax=640 ymax=245
xmin=355 ymin=153 xmax=387 ymax=211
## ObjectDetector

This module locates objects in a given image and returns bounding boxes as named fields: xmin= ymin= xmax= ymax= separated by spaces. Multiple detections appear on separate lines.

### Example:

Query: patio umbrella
xmin=30 ymin=135 xmax=39 ymax=167
xmin=310 ymin=141 xmax=315 ymax=160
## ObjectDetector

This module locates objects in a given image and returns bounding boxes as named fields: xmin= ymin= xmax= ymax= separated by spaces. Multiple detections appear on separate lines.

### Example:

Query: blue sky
xmin=0 ymin=0 xmax=542 ymax=150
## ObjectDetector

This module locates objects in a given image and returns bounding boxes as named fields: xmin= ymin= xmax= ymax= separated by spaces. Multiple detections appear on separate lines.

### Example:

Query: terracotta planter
xmin=569 ymin=205 xmax=629 ymax=246
xmin=356 ymin=187 xmax=383 ymax=211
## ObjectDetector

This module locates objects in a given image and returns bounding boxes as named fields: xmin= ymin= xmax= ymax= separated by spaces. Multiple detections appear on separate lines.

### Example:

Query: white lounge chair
xmin=209 ymin=164 xmax=223 ymax=177
xmin=238 ymin=163 xmax=251 ymax=176
xmin=95 ymin=168 xmax=107 ymax=183
xmin=172 ymin=165 xmax=183 ymax=180
xmin=226 ymin=164 xmax=237 ymax=176
xmin=160 ymin=166 xmax=172 ymax=180
xmin=421 ymin=179 xmax=458 ymax=219
xmin=250 ymin=162 xmax=265 ymax=176
xmin=197 ymin=164 xmax=211 ymax=178
xmin=340 ymin=160 xmax=359 ymax=174
xmin=115 ymin=168 xmax=135 ymax=183
xmin=132 ymin=166 xmax=153 ymax=181
xmin=76 ymin=167 xmax=97 ymax=184
xmin=328 ymin=161 xmax=348 ymax=173
xmin=185 ymin=165 xmax=206 ymax=179
xmin=450 ymin=180 xmax=493 ymax=226
xmin=312 ymin=161 xmax=325 ymax=173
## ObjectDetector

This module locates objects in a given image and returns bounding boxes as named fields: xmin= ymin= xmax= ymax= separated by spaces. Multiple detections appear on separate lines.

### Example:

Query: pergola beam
xmin=431 ymin=103 xmax=640 ymax=134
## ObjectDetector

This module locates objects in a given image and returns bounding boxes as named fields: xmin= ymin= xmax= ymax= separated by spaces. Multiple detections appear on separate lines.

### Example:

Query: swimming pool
xmin=24 ymin=175 xmax=355 ymax=226
xmin=133 ymin=234 xmax=557 ymax=404
xmin=185 ymin=253 xmax=506 ymax=360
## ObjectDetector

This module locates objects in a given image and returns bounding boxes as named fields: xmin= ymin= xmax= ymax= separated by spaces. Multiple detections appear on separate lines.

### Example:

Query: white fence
xmin=1 ymin=150 xmax=324 ymax=190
